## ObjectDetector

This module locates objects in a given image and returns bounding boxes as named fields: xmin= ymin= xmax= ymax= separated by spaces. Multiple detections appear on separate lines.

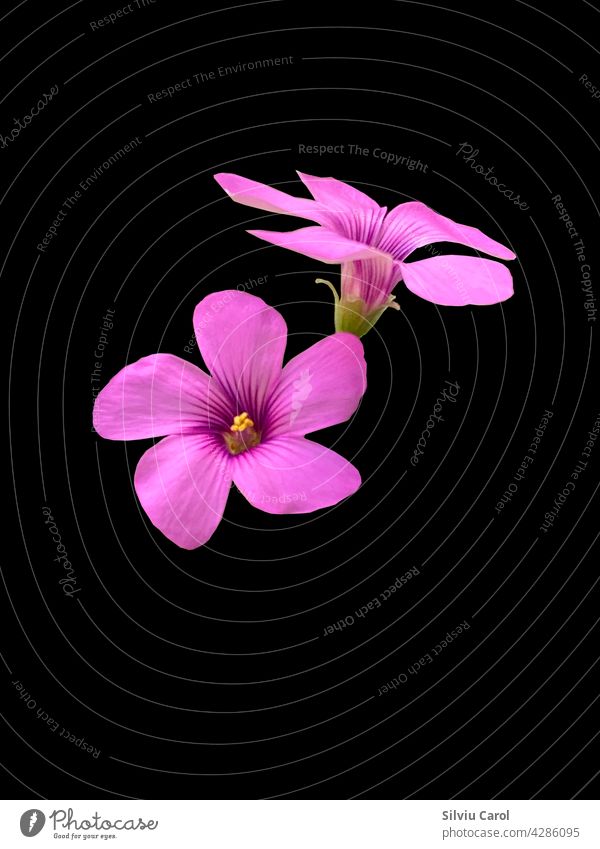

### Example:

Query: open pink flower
xmin=93 ymin=291 xmax=366 ymax=549
xmin=214 ymin=171 xmax=516 ymax=336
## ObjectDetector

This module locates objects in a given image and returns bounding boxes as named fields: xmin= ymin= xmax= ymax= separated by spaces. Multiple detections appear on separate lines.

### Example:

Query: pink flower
xmin=214 ymin=171 xmax=516 ymax=336
xmin=93 ymin=291 xmax=366 ymax=549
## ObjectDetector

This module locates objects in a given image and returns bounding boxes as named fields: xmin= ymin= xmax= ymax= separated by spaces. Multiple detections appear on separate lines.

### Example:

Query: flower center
xmin=230 ymin=411 xmax=254 ymax=432
xmin=223 ymin=411 xmax=261 ymax=455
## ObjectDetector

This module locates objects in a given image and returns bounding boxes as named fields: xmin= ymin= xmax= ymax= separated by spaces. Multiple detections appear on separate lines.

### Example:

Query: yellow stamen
xmin=230 ymin=412 xmax=254 ymax=432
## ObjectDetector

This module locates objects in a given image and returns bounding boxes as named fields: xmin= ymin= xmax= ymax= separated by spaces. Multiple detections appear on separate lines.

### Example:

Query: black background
xmin=2 ymin=0 xmax=600 ymax=799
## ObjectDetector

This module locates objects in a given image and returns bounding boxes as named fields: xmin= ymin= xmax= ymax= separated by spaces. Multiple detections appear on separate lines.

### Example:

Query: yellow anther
xmin=230 ymin=412 xmax=254 ymax=432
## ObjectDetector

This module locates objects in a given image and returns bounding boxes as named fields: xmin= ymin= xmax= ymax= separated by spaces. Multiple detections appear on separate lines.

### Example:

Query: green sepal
xmin=317 ymin=278 xmax=399 ymax=337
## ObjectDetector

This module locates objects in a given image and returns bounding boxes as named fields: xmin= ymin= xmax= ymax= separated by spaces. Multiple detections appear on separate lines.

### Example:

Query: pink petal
xmin=400 ymin=255 xmax=514 ymax=306
xmin=341 ymin=255 xmax=403 ymax=312
xmin=93 ymin=354 xmax=230 ymax=440
xmin=232 ymin=436 xmax=361 ymax=514
xmin=297 ymin=171 xmax=381 ymax=213
xmin=134 ymin=433 xmax=231 ymax=549
xmin=266 ymin=333 xmax=367 ymax=438
xmin=213 ymin=172 xmax=327 ymax=224
xmin=247 ymin=225 xmax=387 ymax=264
xmin=379 ymin=201 xmax=516 ymax=261
xmin=193 ymin=290 xmax=286 ymax=423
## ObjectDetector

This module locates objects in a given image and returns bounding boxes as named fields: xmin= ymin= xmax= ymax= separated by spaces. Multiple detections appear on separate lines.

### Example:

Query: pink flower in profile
xmin=93 ymin=291 xmax=366 ymax=549
xmin=214 ymin=171 xmax=516 ymax=336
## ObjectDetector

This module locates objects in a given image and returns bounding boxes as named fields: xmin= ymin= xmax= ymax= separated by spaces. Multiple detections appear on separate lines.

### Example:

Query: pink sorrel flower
xmin=214 ymin=171 xmax=516 ymax=336
xmin=93 ymin=290 xmax=366 ymax=549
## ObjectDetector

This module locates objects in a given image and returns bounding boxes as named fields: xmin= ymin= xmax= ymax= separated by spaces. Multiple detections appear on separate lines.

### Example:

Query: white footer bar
xmin=1 ymin=800 xmax=598 ymax=848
